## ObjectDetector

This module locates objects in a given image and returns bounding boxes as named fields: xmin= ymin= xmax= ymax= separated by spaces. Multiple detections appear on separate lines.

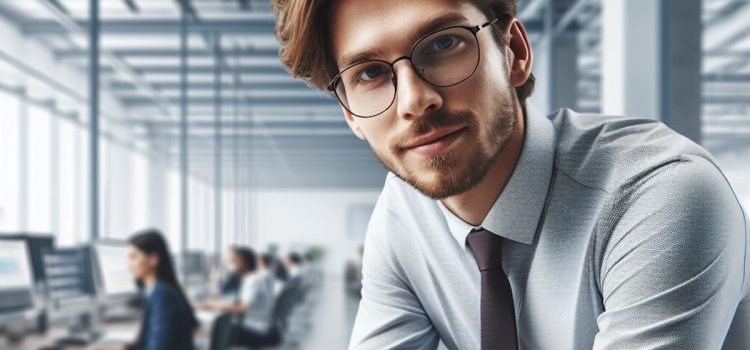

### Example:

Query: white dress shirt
xmin=239 ymin=269 xmax=275 ymax=333
xmin=349 ymin=104 xmax=750 ymax=349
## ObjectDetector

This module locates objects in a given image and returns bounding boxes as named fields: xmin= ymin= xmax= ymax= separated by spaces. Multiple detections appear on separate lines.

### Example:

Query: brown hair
xmin=272 ymin=0 xmax=535 ymax=104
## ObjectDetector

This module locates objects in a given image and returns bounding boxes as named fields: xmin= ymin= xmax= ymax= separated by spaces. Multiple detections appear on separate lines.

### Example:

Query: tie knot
xmin=466 ymin=228 xmax=504 ymax=271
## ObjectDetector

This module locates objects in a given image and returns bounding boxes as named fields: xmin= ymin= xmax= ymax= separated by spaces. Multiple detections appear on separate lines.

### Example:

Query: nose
xmin=393 ymin=61 xmax=443 ymax=120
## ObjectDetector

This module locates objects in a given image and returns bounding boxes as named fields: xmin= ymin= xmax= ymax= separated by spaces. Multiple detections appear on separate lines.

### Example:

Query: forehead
xmin=329 ymin=0 xmax=487 ymax=65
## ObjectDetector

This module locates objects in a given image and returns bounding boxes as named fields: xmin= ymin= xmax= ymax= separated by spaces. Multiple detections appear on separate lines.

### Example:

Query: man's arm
xmin=198 ymin=294 xmax=248 ymax=315
xmin=593 ymin=157 xmax=748 ymax=349
xmin=348 ymin=206 xmax=440 ymax=350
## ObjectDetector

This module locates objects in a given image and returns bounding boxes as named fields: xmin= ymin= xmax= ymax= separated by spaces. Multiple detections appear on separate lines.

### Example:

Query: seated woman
xmin=200 ymin=246 xmax=278 ymax=346
xmin=97 ymin=229 xmax=199 ymax=350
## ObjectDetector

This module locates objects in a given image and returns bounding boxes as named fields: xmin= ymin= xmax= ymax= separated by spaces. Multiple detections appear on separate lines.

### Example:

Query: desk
xmin=0 ymin=312 xmax=219 ymax=350
xmin=0 ymin=320 xmax=139 ymax=350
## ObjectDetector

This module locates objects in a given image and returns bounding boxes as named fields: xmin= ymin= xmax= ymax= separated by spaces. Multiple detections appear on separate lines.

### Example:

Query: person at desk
xmin=200 ymin=247 xmax=277 ymax=346
xmin=96 ymin=229 xmax=198 ymax=350
xmin=284 ymin=252 xmax=303 ymax=279
xmin=260 ymin=253 xmax=285 ymax=297
xmin=217 ymin=247 xmax=242 ymax=297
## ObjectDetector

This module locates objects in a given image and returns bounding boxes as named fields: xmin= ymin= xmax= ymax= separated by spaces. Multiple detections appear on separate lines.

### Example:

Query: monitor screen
xmin=0 ymin=239 xmax=34 ymax=313
xmin=183 ymin=252 xmax=208 ymax=275
xmin=0 ymin=234 xmax=55 ymax=283
xmin=94 ymin=244 xmax=137 ymax=297
xmin=26 ymin=235 xmax=55 ymax=283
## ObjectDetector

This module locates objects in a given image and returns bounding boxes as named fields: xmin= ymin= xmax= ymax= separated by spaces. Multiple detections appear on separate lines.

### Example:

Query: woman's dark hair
xmin=232 ymin=246 xmax=258 ymax=273
xmin=275 ymin=260 xmax=289 ymax=281
xmin=260 ymin=253 xmax=274 ymax=267
xmin=288 ymin=252 xmax=303 ymax=265
xmin=128 ymin=228 xmax=198 ymax=329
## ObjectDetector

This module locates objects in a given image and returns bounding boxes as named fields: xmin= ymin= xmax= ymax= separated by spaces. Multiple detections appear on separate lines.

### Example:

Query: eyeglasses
xmin=327 ymin=16 xmax=506 ymax=118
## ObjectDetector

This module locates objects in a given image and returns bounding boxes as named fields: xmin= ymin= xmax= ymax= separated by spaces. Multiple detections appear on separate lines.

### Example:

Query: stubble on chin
xmin=370 ymin=91 xmax=520 ymax=200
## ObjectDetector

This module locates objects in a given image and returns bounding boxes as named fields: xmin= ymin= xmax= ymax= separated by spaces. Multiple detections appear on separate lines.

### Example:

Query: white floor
xmin=297 ymin=275 xmax=359 ymax=350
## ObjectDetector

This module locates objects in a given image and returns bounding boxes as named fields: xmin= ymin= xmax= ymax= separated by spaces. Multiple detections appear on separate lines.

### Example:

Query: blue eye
xmin=428 ymin=36 xmax=459 ymax=53
xmin=358 ymin=65 xmax=383 ymax=81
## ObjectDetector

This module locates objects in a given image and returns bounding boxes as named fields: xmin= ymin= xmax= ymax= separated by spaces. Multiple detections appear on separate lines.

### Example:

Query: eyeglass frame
xmin=326 ymin=15 xmax=511 ymax=118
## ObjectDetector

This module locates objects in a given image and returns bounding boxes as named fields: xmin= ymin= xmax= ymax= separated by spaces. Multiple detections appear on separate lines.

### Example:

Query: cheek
xmin=130 ymin=258 xmax=144 ymax=274
xmin=474 ymin=38 xmax=511 ymax=87
xmin=439 ymin=54 xmax=508 ymax=111
xmin=359 ymin=117 xmax=396 ymax=152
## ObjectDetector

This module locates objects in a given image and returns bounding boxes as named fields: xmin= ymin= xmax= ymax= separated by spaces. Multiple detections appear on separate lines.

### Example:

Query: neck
xmin=143 ymin=274 xmax=158 ymax=289
xmin=441 ymin=108 xmax=526 ymax=226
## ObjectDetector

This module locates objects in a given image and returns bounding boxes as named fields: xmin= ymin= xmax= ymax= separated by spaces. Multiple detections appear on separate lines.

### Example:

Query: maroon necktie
xmin=466 ymin=228 xmax=518 ymax=349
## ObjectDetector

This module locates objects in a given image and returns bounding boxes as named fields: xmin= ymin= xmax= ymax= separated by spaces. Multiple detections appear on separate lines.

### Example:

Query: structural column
xmin=547 ymin=0 xmax=579 ymax=112
xmin=89 ymin=0 xmax=100 ymax=241
xmin=18 ymin=88 xmax=28 ymax=231
xmin=602 ymin=0 xmax=702 ymax=143
xmin=213 ymin=35 xmax=223 ymax=255
xmin=180 ymin=0 xmax=190 ymax=254
xmin=529 ymin=0 xmax=580 ymax=114
xmin=233 ymin=53 xmax=240 ymax=245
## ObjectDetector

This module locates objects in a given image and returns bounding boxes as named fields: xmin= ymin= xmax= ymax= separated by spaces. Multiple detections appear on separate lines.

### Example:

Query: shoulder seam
xmin=554 ymin=166 xmax=612 ymax=195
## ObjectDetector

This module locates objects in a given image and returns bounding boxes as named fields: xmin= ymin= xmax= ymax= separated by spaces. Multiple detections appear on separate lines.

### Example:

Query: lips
xmin=402 ymin=126 xmax=467 ymax=150
xmin=401 ymin=126 xmax=467 ymax=158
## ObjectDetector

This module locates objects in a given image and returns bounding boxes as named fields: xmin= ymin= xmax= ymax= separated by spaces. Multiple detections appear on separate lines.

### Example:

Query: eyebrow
xmin=337 ymin=13 xmax=471 ymax=69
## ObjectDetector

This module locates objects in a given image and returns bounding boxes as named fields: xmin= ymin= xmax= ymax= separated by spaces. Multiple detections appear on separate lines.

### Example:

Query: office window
xmin=222 ymin=190 xmax=236 ymax=248
xmin=188 ymin=177 xmax=202 ymax=251
xmin=167 ymin=169 xmax=182 ymax=250
xmin=701 ymin=0 xmax=750 ymax=211
xmin=74 ymin=118 xmax=90 ymax=244
xmin=131 ymin=151 xmax=149 ymax=233
xmin=0 ymin=90 xmax=20 ymax=232
xmin=57 ymin=118 xmax=77 ymax=245
xmin=27 ymin=104 xmax=52 ymax=233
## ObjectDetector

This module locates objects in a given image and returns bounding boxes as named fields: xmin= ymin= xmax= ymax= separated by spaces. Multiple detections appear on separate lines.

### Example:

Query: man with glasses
xmin=272 ymin=0 xmax=749 ymax=349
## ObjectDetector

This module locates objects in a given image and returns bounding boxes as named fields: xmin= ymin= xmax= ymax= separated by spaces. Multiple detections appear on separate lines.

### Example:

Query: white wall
xmin=252 ymin=189 xmax=381 ymax=277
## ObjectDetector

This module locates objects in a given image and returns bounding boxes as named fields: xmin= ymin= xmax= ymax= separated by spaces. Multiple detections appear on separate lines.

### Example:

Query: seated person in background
xmin=273 ymin=254 xmax=289 ymax=282
xmin=344 ymin=246 xmax=364 ymax=298
xmin=217 ymin=247 xmax=242 ymax=297
xmin=260 ymin=253 xmax=285 ymax=297
xmin=284 ymin=252 xmax=303 ymax=279
xmin=96 ymin=228 xmax=198 ymax=350
xmin=200 ymin=247 xmax=277 ymax=346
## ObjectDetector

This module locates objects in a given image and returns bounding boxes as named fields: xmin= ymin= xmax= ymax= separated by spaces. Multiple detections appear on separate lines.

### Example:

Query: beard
xmin=371 ymin=89 xmax=520 ymax=200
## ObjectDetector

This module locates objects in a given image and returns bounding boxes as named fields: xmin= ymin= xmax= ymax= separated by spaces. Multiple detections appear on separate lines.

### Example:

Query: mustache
xmin=392 ymin=110 xmax=479 ymax=151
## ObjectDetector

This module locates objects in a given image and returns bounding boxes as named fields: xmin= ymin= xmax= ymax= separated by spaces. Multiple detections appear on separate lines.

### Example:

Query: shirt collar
xmin=438 ymin=103 xmax=556 ymax=249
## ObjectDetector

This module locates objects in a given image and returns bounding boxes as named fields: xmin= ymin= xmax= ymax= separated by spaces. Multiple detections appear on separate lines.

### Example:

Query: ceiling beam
xmin=35 ymin=0 xmax=174 ymax=117
xmin=123 ymin=0 xmax=140 ymax=13
xmin=109 ymin=80 xmax=309 ymax=92
xmin=22 ymin=16 xmax=278 ymax=35
xmin=128 ymin=119 xmax=345 ymax=128
xmin=122 ymin=95 xmax=337 ymax=108
xmin=703 ymin=95 xmax=750 ymax=104
xmin=101 ymin=65 xmax=289 ymax=75
xmin=704 ymin=73 xmax=750 ymax=83
xmin=55 ymin=47 xmax=279 ymax=60
xmin=23 ymin=17 xmax=543 ymax=36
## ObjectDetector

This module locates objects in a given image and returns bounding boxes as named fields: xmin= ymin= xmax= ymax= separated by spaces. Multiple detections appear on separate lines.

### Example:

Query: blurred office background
xmin=0 ymin=0 xmax=747 ymax=349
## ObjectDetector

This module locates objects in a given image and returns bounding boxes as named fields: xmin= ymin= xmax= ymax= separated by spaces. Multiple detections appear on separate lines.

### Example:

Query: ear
xmin=342 ymin=106 xmax=367 ymax=141
xmin=504 ymin=18 xmax=534 ymax=88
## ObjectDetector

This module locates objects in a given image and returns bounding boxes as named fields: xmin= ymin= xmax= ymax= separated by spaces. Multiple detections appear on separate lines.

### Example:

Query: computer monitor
xmin=178 ymin=251 xmax=209 ymax=301
xmin=41 ymin=245 xmax=109 ymax=346
xmin=92 ymin=243 xmax=138 ymax=300
xmin=42 ymin=246 xmax=98 ymax=322
xmin=0 ymin=234 xmax=55 ymax=284
xmin=0 ymin=239 xmax=36 ymax=326
xmin=181 ymin=251 xmax=208 ymax=277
